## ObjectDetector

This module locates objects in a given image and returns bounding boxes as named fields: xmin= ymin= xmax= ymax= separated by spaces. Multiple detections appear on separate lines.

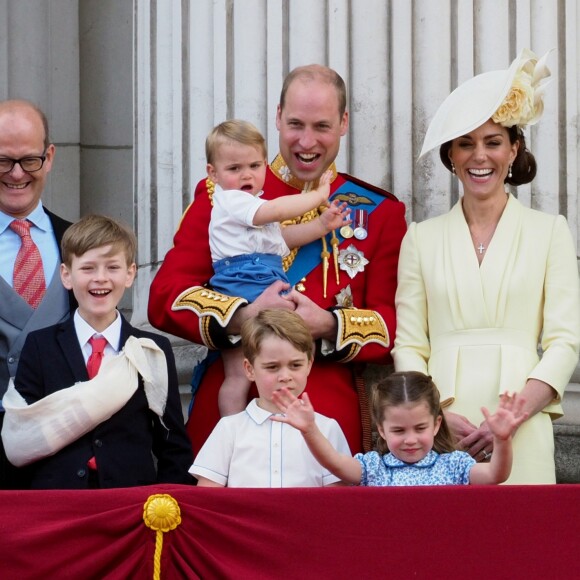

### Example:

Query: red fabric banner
xmin=1 ymin=485 xmax=578 ymax=579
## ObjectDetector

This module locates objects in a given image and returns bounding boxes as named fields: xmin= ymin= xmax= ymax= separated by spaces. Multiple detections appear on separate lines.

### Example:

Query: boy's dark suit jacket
xmin=14 ymin=314 xmax=193 ymax=489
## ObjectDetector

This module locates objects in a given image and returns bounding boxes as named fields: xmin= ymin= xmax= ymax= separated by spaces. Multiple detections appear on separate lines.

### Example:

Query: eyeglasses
xmin=0 ymin=154 xmax=47 ymax=173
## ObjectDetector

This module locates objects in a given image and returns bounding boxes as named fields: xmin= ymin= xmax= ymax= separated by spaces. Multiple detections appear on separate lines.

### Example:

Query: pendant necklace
xmin=467 ymin=192 xmax=509 ymax=255
xmin=470 ymin=223 xmax=498 ymax=255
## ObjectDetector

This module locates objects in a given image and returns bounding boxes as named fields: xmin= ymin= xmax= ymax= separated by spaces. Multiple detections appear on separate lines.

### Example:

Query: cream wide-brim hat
xmin=418 ymin=48 xmax=552 ymax=160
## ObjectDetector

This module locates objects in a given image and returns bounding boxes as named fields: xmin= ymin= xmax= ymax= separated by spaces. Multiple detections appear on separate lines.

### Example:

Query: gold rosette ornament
xmin=143 ymin=494 xmax=182 ymax=580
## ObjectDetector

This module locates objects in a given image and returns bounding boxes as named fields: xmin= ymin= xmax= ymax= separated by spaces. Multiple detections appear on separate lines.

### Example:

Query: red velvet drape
xmin=1 ymin=485 xmax=578 ymax=579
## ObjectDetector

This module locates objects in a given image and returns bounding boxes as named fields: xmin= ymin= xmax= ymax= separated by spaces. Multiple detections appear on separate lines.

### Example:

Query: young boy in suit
xmin=190 ymin=309 xmax=350 ymax=487
xmin=3 ymin=215 xmax=193 ymax=488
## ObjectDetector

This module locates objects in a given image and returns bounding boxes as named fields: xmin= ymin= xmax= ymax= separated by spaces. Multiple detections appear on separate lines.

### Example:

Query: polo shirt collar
xmin=246 ymin=398 xmax=284 ymax=425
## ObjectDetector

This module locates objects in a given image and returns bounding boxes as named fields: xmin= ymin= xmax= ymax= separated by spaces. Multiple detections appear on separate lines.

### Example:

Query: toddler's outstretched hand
xmin=481 ymin=392 xmax=529 ymax=441
xmin=270 ymin=387 xmax=315 ymax=434
xmin=320 ymin=200 xmax=351 ymax=232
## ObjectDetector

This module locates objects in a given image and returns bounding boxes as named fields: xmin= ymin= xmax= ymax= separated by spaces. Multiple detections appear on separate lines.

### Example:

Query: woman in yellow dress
xmin=393 ymin=49 xmax=580 ymax=484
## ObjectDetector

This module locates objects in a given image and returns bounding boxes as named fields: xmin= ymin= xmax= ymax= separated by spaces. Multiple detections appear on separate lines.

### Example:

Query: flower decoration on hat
xmin=491 ymin=49 xmax=552 ymax=128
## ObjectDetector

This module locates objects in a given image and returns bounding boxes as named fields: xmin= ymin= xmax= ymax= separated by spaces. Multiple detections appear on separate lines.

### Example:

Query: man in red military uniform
xmin=148 ymin=64 xmax=407 ymax=455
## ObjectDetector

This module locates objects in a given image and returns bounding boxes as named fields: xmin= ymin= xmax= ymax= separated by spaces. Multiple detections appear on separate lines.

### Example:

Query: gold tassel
xmin=330 ymin=230 xmax=340 ymax=285
xmin=321 ymin=236 xmax=330 ymax=298
xmin=143 ymin=494 xmax=182 ymax=580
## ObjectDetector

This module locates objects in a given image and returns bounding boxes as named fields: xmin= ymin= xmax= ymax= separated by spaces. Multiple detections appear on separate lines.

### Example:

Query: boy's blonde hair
xmin=61 ymin=214 xmax=137 ymax=267
xmin=241 ymin=309 xmax=314 ymax=364
xmin=206 ymin=119 xmax=267 ymax=165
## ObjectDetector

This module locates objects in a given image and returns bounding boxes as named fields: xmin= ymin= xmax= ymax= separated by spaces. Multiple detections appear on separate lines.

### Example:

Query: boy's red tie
xmin=9 ymin=219 xmax=46 ymax=308
xmin=87 ymin=336 xmax=108 ymax=379
xmin=86 ymin=336 xmax=108 ymax=473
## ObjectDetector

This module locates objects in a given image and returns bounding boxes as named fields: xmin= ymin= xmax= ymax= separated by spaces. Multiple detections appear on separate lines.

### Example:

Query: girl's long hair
xmin=370 ymin=371 xmax=456 ymax=455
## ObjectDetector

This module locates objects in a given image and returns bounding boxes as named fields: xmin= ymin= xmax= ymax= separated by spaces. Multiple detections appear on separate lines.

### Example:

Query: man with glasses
xmin=0 ymin=99 xmax=76 ymax=488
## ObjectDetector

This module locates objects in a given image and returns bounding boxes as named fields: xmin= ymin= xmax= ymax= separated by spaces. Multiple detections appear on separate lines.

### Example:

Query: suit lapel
xmin=118 ymin=313 xmax=137 ymax=350
xmin=44 ymin=207 xmax=72 ymax=247
xmin=56 ymin=314 xmax=139 ymax=382
xmin=0 ymin=276 xmax=33 ymax=329
xmin=56 ymin=317 xmax=89 ymax=381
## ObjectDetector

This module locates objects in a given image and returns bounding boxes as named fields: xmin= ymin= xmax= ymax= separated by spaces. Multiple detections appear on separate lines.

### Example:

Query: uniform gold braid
xmin=270 ymin=154 xmax=341 ymax=282
xmin=207 ymin=178 xmax=215 ymax=205
xmin=202 ymin=316 xmax=217 ymax=350
xmin=281 ymin=207 xmax=322 ymax=272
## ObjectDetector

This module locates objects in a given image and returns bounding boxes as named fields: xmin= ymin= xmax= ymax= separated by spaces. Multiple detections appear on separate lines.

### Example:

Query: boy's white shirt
xmin=74 ymin=309 xmax=122 ymax=363
xmin=190 ymin=398 xmax=350 ymax=487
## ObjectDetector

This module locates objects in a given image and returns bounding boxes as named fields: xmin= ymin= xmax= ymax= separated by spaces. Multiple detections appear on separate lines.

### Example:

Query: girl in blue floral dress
xmin=271 ymin=371 xmax=527 ymax=486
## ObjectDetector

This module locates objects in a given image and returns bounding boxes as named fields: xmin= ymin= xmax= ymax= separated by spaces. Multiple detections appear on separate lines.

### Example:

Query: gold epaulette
xmin=334 ymin=308 xmax=390 ymax=361
xmin=172 ymin=286 xmax=247 ymax=328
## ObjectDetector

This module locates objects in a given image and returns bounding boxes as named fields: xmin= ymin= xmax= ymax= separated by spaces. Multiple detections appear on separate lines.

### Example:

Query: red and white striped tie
xmin=9 ymin=219 xmax=46 ymax=308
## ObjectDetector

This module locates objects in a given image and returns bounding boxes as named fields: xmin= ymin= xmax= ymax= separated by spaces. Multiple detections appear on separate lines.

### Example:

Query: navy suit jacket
xmin=14 ymin=314 xmax=193 ymax=489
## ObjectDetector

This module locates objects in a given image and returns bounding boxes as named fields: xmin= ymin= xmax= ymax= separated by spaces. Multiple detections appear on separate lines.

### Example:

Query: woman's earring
xmin=508 ymin=163 xmax=513 ymax=179
xmin=450 ymin=161 xmax=456 ymax=175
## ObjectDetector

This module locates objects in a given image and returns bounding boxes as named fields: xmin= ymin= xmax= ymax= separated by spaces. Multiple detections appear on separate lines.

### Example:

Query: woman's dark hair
xmin=369 ymin=371 xmax=456 ymax=455
xmin=439 ymin=125 xmax=537 ymax=186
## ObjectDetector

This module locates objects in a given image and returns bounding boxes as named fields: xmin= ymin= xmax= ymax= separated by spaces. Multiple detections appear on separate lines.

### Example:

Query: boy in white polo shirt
xmin=190 ymin=309 xmax=350 ymax=487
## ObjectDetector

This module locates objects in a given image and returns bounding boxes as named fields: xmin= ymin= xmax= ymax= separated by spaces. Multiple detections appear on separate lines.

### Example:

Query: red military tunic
xmin=148 ymin=155 xmax=407 ymax=454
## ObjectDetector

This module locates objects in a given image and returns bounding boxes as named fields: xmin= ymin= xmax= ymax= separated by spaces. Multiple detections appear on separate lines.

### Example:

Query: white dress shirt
xmin=74 ymin=309 xmax=122 ymax=364
xmin=190 ymin=398 xmax=350 ymax=487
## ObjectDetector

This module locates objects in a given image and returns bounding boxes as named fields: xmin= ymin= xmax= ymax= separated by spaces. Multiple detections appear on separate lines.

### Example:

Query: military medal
xmin=353 ymin=209 xmax=368 ymax=240
xmin=338 ymin=244 xmax=369 ymax=279
xmin=340 ymin=224 xmax=354 ymax=238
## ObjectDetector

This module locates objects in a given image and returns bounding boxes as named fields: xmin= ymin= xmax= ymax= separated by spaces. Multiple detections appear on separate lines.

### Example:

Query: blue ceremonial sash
xmin=286 ymin=179 xmax=386 ymax=285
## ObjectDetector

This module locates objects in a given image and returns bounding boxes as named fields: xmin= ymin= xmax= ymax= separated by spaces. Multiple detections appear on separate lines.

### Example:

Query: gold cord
xmin=207 ymin=178 xmax=215 ymax=205
xmin=281 ymin=206 xmax=321 ymax=272
xmin=330 ymin=231 xmax=340 ymax=284
xmin=320 ymin=235 xmax=330 ymax=298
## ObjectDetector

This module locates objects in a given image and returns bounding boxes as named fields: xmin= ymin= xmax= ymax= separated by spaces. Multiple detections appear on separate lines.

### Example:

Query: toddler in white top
xmin=206 ymin=120 xmax=350 ymax=417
